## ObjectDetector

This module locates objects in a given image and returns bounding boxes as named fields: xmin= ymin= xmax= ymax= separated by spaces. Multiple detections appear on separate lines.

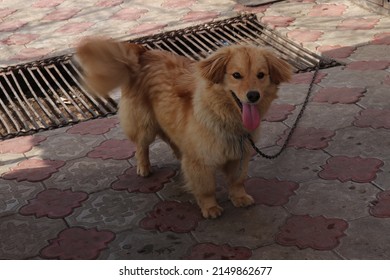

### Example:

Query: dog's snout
xmin=246 ymin=91 xmax=260 ymax=103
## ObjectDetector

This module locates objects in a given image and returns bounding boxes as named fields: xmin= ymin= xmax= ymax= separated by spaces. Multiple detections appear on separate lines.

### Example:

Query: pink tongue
xmin=242 ymin=103 xmax=260 ymax=131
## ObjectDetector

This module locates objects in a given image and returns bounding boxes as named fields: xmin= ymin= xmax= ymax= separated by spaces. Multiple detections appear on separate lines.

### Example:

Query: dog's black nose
xmin=246 ymin=91 xmax=260 ymax=103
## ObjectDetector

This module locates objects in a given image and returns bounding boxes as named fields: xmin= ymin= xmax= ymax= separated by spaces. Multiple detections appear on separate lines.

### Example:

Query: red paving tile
xmin=3 ymin=158 xmax=65 ymax=182
xmin=261 ymin=16 xmax=295 ymax=28
xmin=19 ymin=189 xmax=88 ymax=218
xmin=67 ymin=118 xmax=119 ymax=135
xmin=43 ymin=8 xmax=80 ymax=21
xmin=0 ymin=20 xmax=26 ymax=32
xmin=290 ymin=71 xmax=327 ymax=84
xmin=287 ymin=29 xmax=323 ymax=43
xmin=0 ymin=8 xmax=16 ymax=18
xmin=276 ymin=215 xmax=348 ymax=250
xmin=87 ymin=139 xmax=136 ymax=160
xmin=263 ymin=103 xmax=295 ymax=122
xmin=2 ymin=34 xmax=39 ymax=45
xmin=354 ymin=108 xmax=390 ymax=129
xmin=346 ymin=61 xmax=390 ymax=71
xmin=41 ymin=227 xmax=115 ymax=259
xmin=317 ymin=45 xmax=356 ymax=59
xmin=0 ymin=135 xmax=46 ymax=154
xmin=370 ymin=191 xmax=390 ymax=218
xmin=372 ymin=32 xmax=390 ymax=45
xmin=277 ymin=127 xmax=335 ymax=150
xmin=337 ymin=18 xmax=380 ymax=30
xmin=184 ymin=243 xmax=252 ymax=260
xmin=182 ymin=11 xmax=220 ymax=22
xmin=140 ymin=201 xmax=203 ymax=233
xmin=245 ymin=178 xmax=299 ymax=206
xmin=111 ymin=166 xmax=176 ymax=193
xmin=319 ymin=156 xmax=384 ymax=183
xmin=56 ymin=22 xmax=95 ymax=34
xmin=312 ymin=87 xmax=366 ymax=104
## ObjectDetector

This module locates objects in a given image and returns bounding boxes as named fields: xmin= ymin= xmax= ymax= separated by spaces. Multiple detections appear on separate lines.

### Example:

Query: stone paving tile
xmin=251 ymin=244 xmax=341 ymax=260
xmin=99 ymin=228 xmax=196 ymax=260
xmin=248 ymin=147 xmax=329 ymax=182
xmin=349 ymin=45 xmax=390 ymax=61
xmin=285 ymin=179 xmax=379 ymax=220
xmin=319 ymin=68 xmax=388 ymax=88
xmin=325 ymin=126 xmax=390 ymax=158
xmin=0 ymin=153 xmax=25 ymax=176
xmin=373 ymin=158 xmax=390 ymax=191
xmin=335 ymin=217 xmax=390 ymax=259
xmin=256 ymin=121 xmax=289 ymax=149
xmin=0 ymin=214 xmax=66 ymax=259
xmin=0 ymin=179 xmax=44 ymax=218
xmin=275 ymin=83 xmax=319 ymax=105
xmin=283 ymin=103 xmax=361 ymax=131
xmin=66 ymin=189 xmax=159 ymax=232
xmin=44 ymin=157 xmax=130 ymax=193
xmin=193 ymin=202 xmax=290 ymax=249
xmin=358 ymin=86 xmax=390 ymax=109
xmin=24 ymin=133 xmax=106 ymax=161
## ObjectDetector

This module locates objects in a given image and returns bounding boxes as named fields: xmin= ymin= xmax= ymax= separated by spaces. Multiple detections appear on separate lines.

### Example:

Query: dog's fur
xmin=77 ymin=38 xmax=292 ymax=218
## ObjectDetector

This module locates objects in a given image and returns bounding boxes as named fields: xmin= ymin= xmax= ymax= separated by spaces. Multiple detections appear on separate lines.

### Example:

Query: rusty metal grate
xmin=0 ymin=14 xmax=341 ymax=139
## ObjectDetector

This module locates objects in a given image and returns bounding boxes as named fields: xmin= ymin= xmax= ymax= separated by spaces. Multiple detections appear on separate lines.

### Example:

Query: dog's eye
xmin=232 ymin=72 xmax=242 ymax=79
xmin=257 ymin=72 xmax=265 ymax=79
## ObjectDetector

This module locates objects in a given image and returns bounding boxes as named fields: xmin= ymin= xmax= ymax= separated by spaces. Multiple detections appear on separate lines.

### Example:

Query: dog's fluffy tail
xmin=76 ymin=37 xmax=146 ymax=98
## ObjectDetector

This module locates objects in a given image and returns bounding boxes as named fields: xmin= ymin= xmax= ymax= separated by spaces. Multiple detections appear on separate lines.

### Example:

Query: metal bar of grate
xmin=0 ymin=14 xmax=341 ymax=139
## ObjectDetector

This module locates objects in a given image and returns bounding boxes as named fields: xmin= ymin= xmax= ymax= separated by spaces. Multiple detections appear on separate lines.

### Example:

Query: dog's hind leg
xmin=181 ymin=157 xmax=222 ymax=219
xmin=119 ymin=96 xmax=156 ymax=177
xmin=223 ymin=158 xmax=254 ymax=208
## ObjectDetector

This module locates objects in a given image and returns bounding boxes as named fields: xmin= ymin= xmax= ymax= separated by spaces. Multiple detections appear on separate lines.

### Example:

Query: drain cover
xmin=0 ymin=14 xmax=341 ymax=139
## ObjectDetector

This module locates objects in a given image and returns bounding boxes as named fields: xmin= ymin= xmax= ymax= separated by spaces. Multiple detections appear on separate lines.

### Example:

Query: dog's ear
xmin=198 ymin=48 xmax=230 ymax=84
xmin=264 ymin=51 xmax=292 ymax=85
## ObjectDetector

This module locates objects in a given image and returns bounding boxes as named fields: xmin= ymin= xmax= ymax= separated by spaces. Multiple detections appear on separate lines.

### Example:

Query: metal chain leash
xmin=247 ymin=62 xmax=321 ymax=160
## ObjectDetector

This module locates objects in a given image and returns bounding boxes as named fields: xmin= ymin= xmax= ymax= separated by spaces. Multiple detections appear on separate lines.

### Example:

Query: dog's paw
xmin=230 ymin=194 xmax=254 ymax=208
xmin=201 ymin=205 xmax=224 ymax=219
xmin=137 ymin=164 xmax=151 ymax=177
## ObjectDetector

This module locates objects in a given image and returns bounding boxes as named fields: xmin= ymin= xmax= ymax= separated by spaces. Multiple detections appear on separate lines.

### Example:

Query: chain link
xmin=247 ymin=62 xmax=321 ymax=160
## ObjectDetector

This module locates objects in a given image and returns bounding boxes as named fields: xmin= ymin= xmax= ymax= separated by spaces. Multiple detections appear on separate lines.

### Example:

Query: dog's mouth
xmin=231 ymin=91 xmax=261 ymax=132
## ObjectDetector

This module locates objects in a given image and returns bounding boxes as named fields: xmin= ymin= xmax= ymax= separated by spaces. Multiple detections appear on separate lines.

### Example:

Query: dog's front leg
xmin=223 ymin=157 xmax=254 ymax=208
xmin=182 ymin=157 xmax=223 ymax=219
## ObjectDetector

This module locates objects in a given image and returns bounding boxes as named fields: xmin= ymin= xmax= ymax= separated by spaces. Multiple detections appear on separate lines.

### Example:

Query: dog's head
xmin=198 ymin=45 xmax=292 ymax=131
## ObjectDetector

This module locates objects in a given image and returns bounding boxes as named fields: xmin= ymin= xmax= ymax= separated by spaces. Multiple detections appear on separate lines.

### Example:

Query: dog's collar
xmin=230 ymin=91 xmax=242 ymax=112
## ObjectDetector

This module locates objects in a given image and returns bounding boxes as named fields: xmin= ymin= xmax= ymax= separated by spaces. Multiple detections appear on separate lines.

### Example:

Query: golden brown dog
xmin=77 ymin=38 xmax=292 ymax=218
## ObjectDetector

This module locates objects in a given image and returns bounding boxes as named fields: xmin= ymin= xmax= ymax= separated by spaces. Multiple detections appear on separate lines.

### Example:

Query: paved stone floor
xmin=1 ymin=0 xmax=390 ymax=260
